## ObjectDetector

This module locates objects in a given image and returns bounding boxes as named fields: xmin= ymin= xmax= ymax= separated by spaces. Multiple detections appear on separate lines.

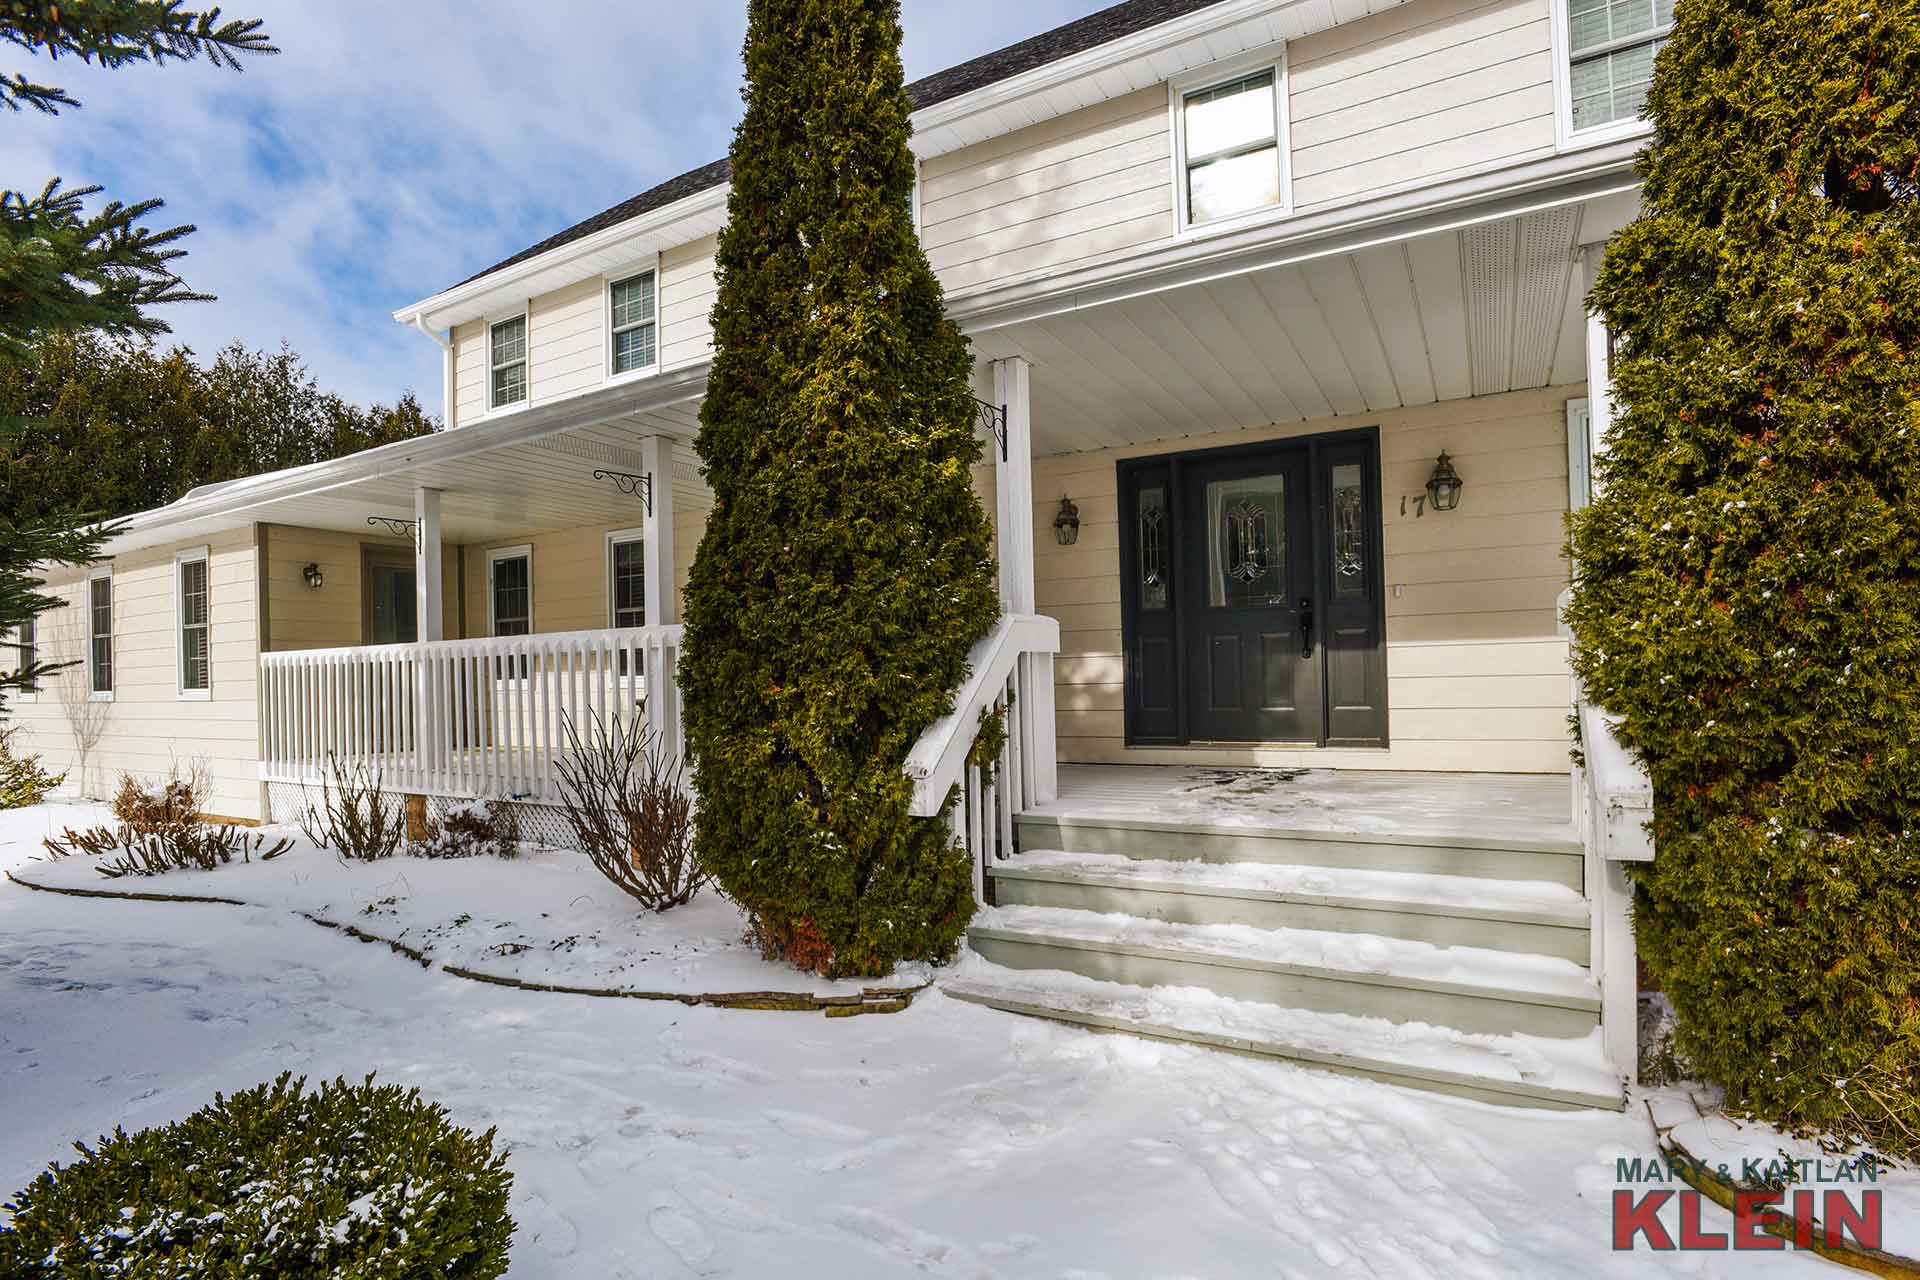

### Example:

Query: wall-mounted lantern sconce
xmin=1053 ymin=496 xmax=1081 ymax=546
xmin=1425 ymin=451 xmax=1464 ymax=513
xmin=302 ymin=562 xmax=324 ymax=590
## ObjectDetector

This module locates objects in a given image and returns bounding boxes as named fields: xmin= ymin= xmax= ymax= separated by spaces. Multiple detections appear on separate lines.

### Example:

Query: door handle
xmin=1299 ymin=597 xmax=1314 ymax=660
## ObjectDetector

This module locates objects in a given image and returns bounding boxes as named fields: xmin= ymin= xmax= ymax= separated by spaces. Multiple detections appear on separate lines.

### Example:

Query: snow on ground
xmin=9 ymin=811 xmax=925 ymax=998
xmin=0 ymin=806 xmax=1843 ymax=1276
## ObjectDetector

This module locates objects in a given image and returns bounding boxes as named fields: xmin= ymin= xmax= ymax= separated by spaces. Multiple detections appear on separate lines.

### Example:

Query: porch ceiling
xmin=107 ymin=404 xmax=701 ymax=552
xmin=972 ymin=207 xmax=1591 ymax=457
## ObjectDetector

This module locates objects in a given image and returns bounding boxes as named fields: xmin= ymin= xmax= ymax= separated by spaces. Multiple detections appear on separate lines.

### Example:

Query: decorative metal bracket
xmin=974 ymin=397 xmax=1008 ymax=462
xmin=366 ymin=515 xmax=421 ymax=548
xmin=593 ymin=469 xmax=654 ymax=515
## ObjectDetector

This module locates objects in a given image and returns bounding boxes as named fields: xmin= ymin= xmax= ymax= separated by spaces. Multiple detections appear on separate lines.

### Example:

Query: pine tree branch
xmin=0 ymin=1 xmax=276 ymax=114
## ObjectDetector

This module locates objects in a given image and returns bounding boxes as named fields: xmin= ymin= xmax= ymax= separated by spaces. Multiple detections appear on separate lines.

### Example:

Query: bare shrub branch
xmin=298 ymin=753 xmax=406 ymax=862
xmin=556 ymin=709 xmax=705 ymax=911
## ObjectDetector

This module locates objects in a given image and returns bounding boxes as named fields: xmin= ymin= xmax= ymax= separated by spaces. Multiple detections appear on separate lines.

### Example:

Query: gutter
xmin=410 ymin=315 xmax=456 ymax=426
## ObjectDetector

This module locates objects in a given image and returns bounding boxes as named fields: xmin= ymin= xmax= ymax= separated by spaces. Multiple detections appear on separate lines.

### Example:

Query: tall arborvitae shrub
xmin=1566 ymin=1 xmax=1920 ymax=1154
xmin=680 ymin=0 xmax=998 ymax=976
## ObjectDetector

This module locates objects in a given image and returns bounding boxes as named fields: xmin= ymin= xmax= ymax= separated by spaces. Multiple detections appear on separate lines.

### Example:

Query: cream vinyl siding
xmin=659 ymin=236 xmax=719 ymax=370
xmin=527 ymin=277 xmax=605 ymax=401
xmin=262 ymin=525 xmax=459 ymax=651
xmin=1289 ymin=0 xmax=1558 ymax=212
xmin=1033 ymin=385 xmax=1578 ymax=774
xmin=460 ymin=471 xmax=713 ymax=634
xmin=920 ymin=86 xmax=1175 ymax=295
xmin=451 ymin=318 xmax=489 ymax=426
xmin=9 ymin=528 xmax=264 ymax=819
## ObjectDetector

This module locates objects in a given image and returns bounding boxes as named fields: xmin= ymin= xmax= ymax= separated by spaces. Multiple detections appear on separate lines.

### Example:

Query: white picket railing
xmin=904 ymin=613 xmax=1060 ymax=902
xmin=259 ymin=626 xmax=683 ymax=806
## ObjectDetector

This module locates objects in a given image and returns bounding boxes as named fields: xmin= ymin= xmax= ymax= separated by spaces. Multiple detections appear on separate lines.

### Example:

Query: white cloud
xmin=0 ymin=0 xmax=1115 ymax=413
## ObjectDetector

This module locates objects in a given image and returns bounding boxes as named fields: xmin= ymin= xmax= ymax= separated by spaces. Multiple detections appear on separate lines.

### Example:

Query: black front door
xmin=1120 ymin=431 xmax=1387 ymax=746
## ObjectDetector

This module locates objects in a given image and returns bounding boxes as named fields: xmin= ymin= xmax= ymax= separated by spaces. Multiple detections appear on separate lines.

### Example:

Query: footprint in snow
xmin=763 ymin=1108 xmax=871 ymax=1143
xmin=673 ymin=1169 xmax=791 ymax=1234
xmin=649 ymin=1191 xmax=722 ymax=1277
xmin=514 ymin=1189 xmax=579 ymax=1258
xmin=804 ymin=1133 xmax=914 ymax=1173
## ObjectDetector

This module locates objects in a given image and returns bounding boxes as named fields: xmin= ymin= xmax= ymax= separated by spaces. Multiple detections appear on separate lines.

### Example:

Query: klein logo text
xmin=1612 ymin=1158 xmax=1882 ymax=1253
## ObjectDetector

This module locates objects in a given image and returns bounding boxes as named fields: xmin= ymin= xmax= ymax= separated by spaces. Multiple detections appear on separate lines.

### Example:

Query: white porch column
xmin=414 ymin=486 xmax=443 ymax=642
xmin=639 ymin=435 xmax=680 ymax=764
xmin=640 ymin=435 xmax=676 ymax=626
xmin=1577 ymin=248 xmax=1639 ymax=1085
xmin=992 ymin=357 xmax=1035 ymax=615
xmin=990 ymin=356 xmax=1056 ymax=806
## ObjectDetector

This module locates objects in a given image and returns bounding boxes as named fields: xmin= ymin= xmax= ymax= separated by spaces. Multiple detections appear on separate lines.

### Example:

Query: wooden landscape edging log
xmin=1649 ymin=1113 xmax=1920 ymax=1277
xmin=4 ymin=870 xmax=929 ymax=1016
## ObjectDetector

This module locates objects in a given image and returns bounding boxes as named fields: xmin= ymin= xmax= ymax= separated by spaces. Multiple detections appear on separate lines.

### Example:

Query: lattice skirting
xmin=264 ymin=781 xmax=579 ymax=852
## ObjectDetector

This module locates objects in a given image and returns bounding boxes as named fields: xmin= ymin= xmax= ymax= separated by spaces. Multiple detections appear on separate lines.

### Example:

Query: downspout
xmin=408 ymin=314 xmax=455 ymax=427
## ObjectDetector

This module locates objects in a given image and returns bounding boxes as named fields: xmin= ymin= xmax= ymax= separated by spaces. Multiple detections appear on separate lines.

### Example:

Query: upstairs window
xmin=1566 ymin=0 xmax=1671 ymax=132
xmin=1181 ymin=67 xmax=1283 ymax=226
xmin=88 ymin=570 xmax=113 ymax=696
xmin=178 ymin=550 xmax=210 ymax=695
xmin=489 ymin=315 xmax=528 ymax=408
xmin=609 ymin=272 xmax=657 ymax=376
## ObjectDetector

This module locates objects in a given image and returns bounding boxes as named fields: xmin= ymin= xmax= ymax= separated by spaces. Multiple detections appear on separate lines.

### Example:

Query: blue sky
xmin=0 ymin=0 xmax=1118 ymax=413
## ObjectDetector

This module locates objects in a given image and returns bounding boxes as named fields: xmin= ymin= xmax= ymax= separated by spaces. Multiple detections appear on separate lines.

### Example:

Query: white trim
xmin=86 ymin=564 xmax=113 ymax=702
xmin=604 ymin=527 xmax=647 ymax=629
xmin=1566 ymin=397 xmax=1592 ymax=513
xmin=1171 ymin=46 xmax=1292 ymax=237
xmin=485 ymin=544 xmax=534 ymax=637
xmin=486 ymin=308 xmax=531 ymax=412
xmin=174 ymin=544 xmax=212 ymax=700
xmin=1549 ymin=0 xmax=1661 ymax=152
xmin=602 ymin=257 xmax=662 ymax=384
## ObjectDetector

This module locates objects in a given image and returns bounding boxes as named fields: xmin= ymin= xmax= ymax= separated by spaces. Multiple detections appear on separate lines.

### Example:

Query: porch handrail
xmin=905 ymin=613 xmax=1057 ymax=817
xmin=259 ymin=625 xmax=685 ymax=808
xmin=904 ymin=612 xmax=1059 ymax=904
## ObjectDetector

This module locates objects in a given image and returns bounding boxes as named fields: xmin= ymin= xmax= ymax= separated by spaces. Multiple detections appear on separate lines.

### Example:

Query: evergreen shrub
xmin=0 ymin=726 xmax=61 ymax=808
xmin=679 ymin=0 xmax=998 ymax=975
xmin=1565 ymin=0 xmax=1920 ymax=1156
xmin=0 ymin=1073 xmax=513 ymax=1278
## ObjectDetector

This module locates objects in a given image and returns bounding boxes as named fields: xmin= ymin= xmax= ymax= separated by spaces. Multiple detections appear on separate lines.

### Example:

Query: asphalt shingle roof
xmin=448 ymin=0 xmax=1227 ymax=292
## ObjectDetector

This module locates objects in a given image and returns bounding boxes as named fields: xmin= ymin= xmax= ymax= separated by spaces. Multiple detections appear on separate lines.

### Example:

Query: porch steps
xmin=941 ymin=962 xmax=1623 ymax=1112
xmin=989 ymin=851 xmax=1589 ymax=961
xmin=950 ymin=809 xmax=1622 ymax=1109
xmin=1015 ymin=813 xmax=1584 ymax=889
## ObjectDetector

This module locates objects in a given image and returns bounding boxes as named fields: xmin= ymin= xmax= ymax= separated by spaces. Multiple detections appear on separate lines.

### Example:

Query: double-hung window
xmin=1181 ymin=67 xmax=1284 ymax=227
xmin=178 ymin=549 xmax=210 ymax=696
xmin=1565 ymin=0 xmax=1672 ymax=133
xmin=609 ymin=272 xmax=657 ymax=376
xmin=88 ymin=570 xmax=113 ymax=697
xmin=10 ymin=618 xmax=35 ymax=698
xmin=488 ymin=547 xmax=532 ymax=639
xmin=607 ymin=531 xmax=646 ymax=629
xmin=489 ymin=315 xmax=528 ymax=409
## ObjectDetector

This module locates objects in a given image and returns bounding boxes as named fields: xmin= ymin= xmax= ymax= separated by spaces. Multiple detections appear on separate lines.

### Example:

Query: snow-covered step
xmin=942 ymin=958 xmax=1625 ymax=1111
xmin=989 ymin=851 xmax=1590 ymax=962
xmin=967 ymin=905 xmax=1600 ymax=1040
xmin=1016 ymin=813 xmax=1583 ymax=888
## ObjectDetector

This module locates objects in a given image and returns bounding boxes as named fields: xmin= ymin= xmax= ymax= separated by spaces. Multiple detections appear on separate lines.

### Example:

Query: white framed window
xmin=1553 ymin=0 xmax=1670 ymax=145
xmin=1174 ymin=56 xmax=1289 ymax=232
xmin=487 ymin=546 xmax=532 ymax=637
xmin=606 ymin=529 xmax=646 ymax=629
xmin=87 ymin=567 xmax=113 ymax=699
xmin=9 ymin=617 xmax=36 ymax=701
xmin=1567 ymin=397 xmax=1593 ymax=513
xmin=176 ymin=546 xmax=211 ymax=698
xmin=488 ymin=313 xmax=528 ymax=409
xmin=607 ymin=269 xmax=658 ymax=377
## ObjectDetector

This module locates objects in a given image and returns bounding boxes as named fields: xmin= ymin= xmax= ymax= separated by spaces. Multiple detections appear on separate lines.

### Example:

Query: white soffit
xmin=399 ymin=0 xmax=1405 ymax=331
